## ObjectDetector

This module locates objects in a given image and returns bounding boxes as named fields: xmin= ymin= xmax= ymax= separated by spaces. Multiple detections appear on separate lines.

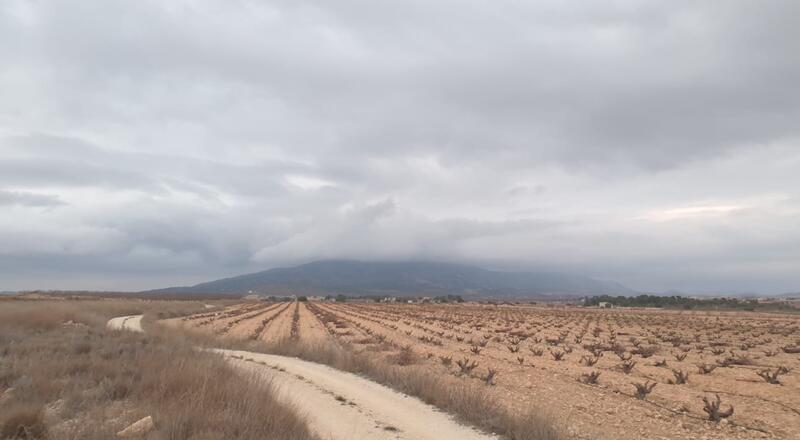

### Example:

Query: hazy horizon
xmin=2 ymin=1 xmax=799 ymax=294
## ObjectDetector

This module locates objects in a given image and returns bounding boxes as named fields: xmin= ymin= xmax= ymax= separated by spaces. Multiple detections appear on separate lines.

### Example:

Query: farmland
xmin=169 ymin=301 xmax=800 ymax=440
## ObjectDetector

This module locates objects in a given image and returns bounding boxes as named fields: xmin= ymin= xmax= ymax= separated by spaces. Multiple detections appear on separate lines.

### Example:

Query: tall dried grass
xmin=0 ymin=300 xmax=316 ymax=440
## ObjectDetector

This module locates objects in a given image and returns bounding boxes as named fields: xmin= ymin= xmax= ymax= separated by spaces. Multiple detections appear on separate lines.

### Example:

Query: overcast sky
xmin=1 ymin=1 xmax=799 ymax=294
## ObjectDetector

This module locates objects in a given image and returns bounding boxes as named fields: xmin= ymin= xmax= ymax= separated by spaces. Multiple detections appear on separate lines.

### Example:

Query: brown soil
xmin=174 ymin=301 xmax=800 ymax=440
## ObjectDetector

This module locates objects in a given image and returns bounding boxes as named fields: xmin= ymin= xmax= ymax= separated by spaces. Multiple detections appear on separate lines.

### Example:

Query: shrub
xmin=548 ymin=348 xmax=565 ymax=361
xmin=632 ymin=381 xmax=656 ymax=400
xmin=483 ymin=368 xmax=498 ymax=386
xmin=702 ymin=394 xmax=734 ymax=422
xmin=579 ymin=371 xmax=601 ymax=384
xmin=439 ymin=355 xmax=453 ymax=367
xmin=756 ymin=368 xmax=784 ymax=385
xmin=669 ymin=369 xmax=689 ymax=384
xmin=620 ymin=360 xmax=636 ymax=374
xmin=456 ymin=358 xmax=479 ymax=375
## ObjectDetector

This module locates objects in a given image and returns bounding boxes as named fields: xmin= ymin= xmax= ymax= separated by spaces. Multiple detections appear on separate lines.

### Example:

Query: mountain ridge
xmin=150 ymin=260 xmax=635 ymax=298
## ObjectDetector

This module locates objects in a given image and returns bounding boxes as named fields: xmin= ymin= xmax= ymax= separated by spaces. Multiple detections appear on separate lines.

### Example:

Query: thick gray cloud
xmin=0 ymin=190 xmax=64 ymax=207
xmin=1 ymin=1 xmax=798 ymax=293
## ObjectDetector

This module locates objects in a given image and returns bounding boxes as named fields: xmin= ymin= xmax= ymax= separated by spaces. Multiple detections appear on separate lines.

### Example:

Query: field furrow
xmin=172 ymin=300 xmax=800 ymax=440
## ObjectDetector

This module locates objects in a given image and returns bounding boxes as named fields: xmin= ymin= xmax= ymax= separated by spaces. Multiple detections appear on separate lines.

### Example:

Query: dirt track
xmin=107 ymin=314 xmax=494 ymax=440
xmin=107 ymin=314 xmax=143 ymax=332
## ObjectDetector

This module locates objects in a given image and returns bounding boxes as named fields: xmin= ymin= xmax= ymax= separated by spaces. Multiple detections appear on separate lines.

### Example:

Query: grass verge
xmin=0 ymin=299 xmax=317 ymax=440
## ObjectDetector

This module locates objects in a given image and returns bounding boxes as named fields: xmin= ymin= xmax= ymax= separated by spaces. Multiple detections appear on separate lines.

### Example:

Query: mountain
xmin=151 ymin=260 xmax=634 ymax=298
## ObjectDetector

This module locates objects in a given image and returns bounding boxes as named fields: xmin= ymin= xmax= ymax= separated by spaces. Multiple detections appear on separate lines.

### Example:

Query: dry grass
xmin=0 ymin=299 xmax=316 ymax=440
xmin=0 ymin=404 xmax=46 ymax=439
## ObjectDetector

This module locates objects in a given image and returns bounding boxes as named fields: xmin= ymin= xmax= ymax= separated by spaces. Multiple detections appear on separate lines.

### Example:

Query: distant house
xmin=598 ymin=302 xmax=613 ymax=309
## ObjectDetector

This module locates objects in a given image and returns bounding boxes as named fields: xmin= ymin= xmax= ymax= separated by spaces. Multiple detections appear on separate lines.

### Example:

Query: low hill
xmin=151 ymin=260 xmax=634 ymax=298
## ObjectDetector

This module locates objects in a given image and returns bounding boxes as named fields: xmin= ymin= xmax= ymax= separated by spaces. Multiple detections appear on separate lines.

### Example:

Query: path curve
xmin=107 ymin=314 xmax=143 ymax=332
xmin=107 ymin=314 xmax=495 ymax=440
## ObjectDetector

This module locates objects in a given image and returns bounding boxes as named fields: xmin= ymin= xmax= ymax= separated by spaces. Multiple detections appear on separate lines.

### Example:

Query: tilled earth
xmin=166 ymin=302 xmax=800 ymax=440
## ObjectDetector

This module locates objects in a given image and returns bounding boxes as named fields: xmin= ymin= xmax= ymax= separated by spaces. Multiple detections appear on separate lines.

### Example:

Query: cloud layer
xmin=1 ymin=1 xmax=799 ymax=293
